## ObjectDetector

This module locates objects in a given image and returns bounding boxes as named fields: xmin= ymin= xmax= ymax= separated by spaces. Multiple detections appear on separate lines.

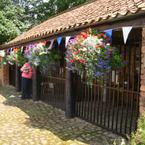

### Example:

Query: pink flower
xmin=69 ymin=60 xmax=74 ymax=63
xmin=79 ymin=60 xmax=85 ymax=63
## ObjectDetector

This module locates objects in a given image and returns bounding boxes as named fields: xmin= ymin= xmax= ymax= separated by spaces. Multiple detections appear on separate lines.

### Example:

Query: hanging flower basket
xmin=2 ymin=48 xmax=26 ymax=66
xmin=24 ymin=42 xmax=61 ymax=75
xmin=66 ymin=29 xmax=126 ymax=84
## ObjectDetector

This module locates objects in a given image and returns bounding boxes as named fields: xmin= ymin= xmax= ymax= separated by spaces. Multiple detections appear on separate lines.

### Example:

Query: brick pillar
xmin=2 ymin=64 xmax=9 ymax=86
xmin=0 ymin=64 xmax=2 ymax=86
xmin=140 ymin=27 xmax=145 ymax=114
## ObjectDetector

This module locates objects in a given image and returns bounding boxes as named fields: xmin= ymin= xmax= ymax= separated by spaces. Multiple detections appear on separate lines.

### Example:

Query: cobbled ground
xmin=0 ymin=85 xmax=123 ymax=145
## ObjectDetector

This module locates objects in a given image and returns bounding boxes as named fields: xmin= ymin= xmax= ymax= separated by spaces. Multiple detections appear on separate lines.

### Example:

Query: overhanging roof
xmin=1 ymin=0 xmax=145 ymax=49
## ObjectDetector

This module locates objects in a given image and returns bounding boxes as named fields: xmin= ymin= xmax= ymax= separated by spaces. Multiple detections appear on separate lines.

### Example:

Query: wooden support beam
xmin=65 ymin=64 xmax=75 ymax=118
xmin=140 ymin=27 xmax=145 ymax=114
xmin=32 ymin=67 xmax=41 ymax=101
xmin=15 ymin=65 xmax=21 ymax=92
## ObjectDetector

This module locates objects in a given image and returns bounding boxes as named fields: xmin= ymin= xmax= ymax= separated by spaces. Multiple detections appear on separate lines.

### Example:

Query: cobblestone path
xmin=0 ymin=86 xmax=123 ymax=145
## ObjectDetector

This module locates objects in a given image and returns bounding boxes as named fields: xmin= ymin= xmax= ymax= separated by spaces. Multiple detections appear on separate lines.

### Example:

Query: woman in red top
xmin=20 ymin=61 xmax=33 ymax=99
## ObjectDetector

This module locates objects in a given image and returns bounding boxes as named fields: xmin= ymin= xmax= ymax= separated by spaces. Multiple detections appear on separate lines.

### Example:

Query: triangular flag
xmin=65 ymin=36 xmax=71 ymax=47
xmin=7 ymin=48 xmax=11 ymax=53
xmin=122 ymin=27 xmax=132 ymax=44
xmin=21 ymin=46 xmax=24 ymax=53
xmin=10 ymin=48 xmax=13 ymax=52
xmin=0 ymin=50 xmax=5 ymax=57
xmin=57 ymin=37 xmax=62 ymax=45
xmin=104 ymin=29 xmax=113 ymax=41
xmin=47 ymin=39 xmax=54 ymax=50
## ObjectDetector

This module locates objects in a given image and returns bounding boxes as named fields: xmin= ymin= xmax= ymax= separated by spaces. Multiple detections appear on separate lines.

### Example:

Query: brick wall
xmin=0 ymin=65 xmax=2 ymax=86
xmin=0 ymin=63 xmax=9 ymax=86
xmin=140 ymin=27 xmax=145 ymax=114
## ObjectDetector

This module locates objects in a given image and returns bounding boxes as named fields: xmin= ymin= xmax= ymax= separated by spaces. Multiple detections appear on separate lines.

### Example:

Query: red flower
xmin=80 ymin=32 xmax=88 ymax=39
xmin=74 ymin=50 xmax=79 ymax=54
xmin=69 ymin=60 xmax=74 ymax=63
xmin=96 ymin=45 xmax=100 ymax=49
xmin=79 ymin=60 xmax=85 ymax=63
xmin=13 ymin=48 xmax=18 ymax=53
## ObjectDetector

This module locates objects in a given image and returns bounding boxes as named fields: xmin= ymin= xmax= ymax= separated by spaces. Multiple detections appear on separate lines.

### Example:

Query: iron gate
xmin=40 ymin=39 xmax=66 ymax=110
xmin=40 ymin=65 xmax=66 ymax=110
xmin=74 ymin=29 xmax=141 ymax=136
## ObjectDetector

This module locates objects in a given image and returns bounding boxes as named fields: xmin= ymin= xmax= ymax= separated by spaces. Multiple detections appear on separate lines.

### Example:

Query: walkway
xmin=0 ymin=86 xmax=123 ymax=145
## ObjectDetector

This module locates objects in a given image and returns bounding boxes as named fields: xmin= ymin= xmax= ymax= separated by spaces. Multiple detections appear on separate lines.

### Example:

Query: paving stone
xmin=0 ymin=86 xmax=125 ymax=145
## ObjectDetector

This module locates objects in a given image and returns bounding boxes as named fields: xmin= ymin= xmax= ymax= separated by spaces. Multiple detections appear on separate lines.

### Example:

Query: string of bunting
xmin=103 ymin=26 xmax=133 ymax=44
xmin=6 ymin=26 xmax=135 ymax=53
xmin=63 ymin=26 xmax=133 ymax=47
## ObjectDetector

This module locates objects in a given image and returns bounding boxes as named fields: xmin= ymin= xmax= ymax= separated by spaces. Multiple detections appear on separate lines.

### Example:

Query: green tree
xmin=55 ymin=0 xmax=87 ymax=13
xmin=20 ymin=0 xmax=87 ymax=25
xmin=0 ymin=0 xmax=30 ymax=44
xmin=0 ymin=0 xmax=87 ymax=44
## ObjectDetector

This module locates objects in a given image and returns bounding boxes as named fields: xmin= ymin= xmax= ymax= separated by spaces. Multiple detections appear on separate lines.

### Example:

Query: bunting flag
xmin=104 ymin=29 xmax=113 ymax=42
xmin=122 ymin=27 xmax=132 ymax=44
xmin=10 ymin=48 xmax=13 ymax=52
xmin=7 ymin=48 xmax=11 ymax=53
xmin=0 ymin=50 xmax=5 ymax=57
xmin=65 ymin=36 xmax=71 ymax=47
xmin=21 ymin=46 xmax=24 ymax=53
xmin=57 ymin=37 xmax=62 ymax=45
xmin=47 ymin=39 xmax=54 ymax=50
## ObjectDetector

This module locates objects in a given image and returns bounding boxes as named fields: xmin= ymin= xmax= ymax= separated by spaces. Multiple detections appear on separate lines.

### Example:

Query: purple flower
xmin=68 ymin=38 xmax=76 ymax=45
xmin=123 ymin=60 xmax=128 ymax=65
xmin=96 ymin=71 xmax=103 ymax=77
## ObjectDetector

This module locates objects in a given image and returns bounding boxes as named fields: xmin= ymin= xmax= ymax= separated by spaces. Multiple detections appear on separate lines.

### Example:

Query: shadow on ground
xmin=0 ymin=85 xmax=123 ymax=145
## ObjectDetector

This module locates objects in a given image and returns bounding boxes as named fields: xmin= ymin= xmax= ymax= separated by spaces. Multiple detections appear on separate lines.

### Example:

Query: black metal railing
xmin=74 ymin=75 xmax=139 ymax=135
xmin=40 ymin=65 xmax=66 ymax=110
xmin=39 ymin=29 xmax=141 ymax=136
xmin=73 ymin=30 xmax=141 ymax=136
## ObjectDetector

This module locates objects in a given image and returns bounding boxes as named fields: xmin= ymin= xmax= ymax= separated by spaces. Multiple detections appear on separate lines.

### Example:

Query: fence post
xmin=140 ymin=27 xmax=145 ymax=114
xmin=15 ymin=64 xmax=21 ymax=92
xmin=32 ymin=66 xmax=41 ymax=101
xmin=65 ymin=65 xmax=75 ymax=118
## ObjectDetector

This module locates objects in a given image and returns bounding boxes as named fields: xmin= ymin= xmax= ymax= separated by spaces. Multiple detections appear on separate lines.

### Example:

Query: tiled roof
xmin=1 ymin=0 xmax=145 ymax=49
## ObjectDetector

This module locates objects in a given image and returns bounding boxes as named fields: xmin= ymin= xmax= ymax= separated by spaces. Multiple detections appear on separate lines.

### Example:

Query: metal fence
xmin=73 ymin=29 xmax=141 ymax=136
xmin=74 ymin=75 xmax=139 ymax=135
xmin=39 ymin=29 xmax=141 ymax=136
xmin=40 ymin=64 xmax=66 ymax=111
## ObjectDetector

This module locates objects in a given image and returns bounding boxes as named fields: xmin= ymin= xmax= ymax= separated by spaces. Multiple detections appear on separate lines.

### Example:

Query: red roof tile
xmin=1 ymin=0 xmax=145 ymax=49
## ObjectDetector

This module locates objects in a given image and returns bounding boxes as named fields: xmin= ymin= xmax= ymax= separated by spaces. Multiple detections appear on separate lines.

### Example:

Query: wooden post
xmin=15 ymin=64 xmax=21 ymax=92
xmin=32 ymin=67 xmax=41 ymax=101
xmin=65 ymin=64 xmax=75 ymax=118
xmin=103 ymin=80 xmax=107 ymax=102
xmin=140 ymin=27 xmax=145 ymax=115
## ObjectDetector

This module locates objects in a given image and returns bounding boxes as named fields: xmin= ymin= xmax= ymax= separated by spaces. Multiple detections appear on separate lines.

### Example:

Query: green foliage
xmin=15 ymin=49 xmax=27 ymax=66
xmin=39 ymin=50 xmax=61 ymax=67
xmin=110 ymin=48 xmax=125 ymax=69
xmin=0 ymin=0 xmax=30 ymax=44
xmin=0 ymin=0 xmax=88 ymax=44
xmin=0 ymin=11 xmax=20 ymax=44
xmin=55 ymin=0 xmax=87 ymax=13
xmin=131 ymin=113 xmax=145 ymax=145
xmin=36 ymin=50 xmax=61 ymax=75
xmin=19 ymin=0 xmax=87 ymax=25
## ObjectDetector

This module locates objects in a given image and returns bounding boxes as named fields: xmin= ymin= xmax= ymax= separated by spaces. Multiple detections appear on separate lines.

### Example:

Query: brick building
xmin=0 ymin=0 xmax=145 ymax=136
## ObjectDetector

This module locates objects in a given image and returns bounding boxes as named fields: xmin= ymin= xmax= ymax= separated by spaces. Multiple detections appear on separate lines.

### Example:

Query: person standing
xmin=20 ymin=61 xmax=33 ymax=99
